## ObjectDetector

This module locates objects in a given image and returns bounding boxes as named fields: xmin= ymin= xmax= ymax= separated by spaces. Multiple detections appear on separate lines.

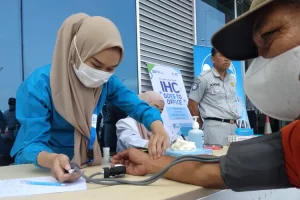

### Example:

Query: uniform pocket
xmin=229 ymin=87 xmax=236 ymax=94
xmin=210 ymin=87 xmax=224 ymax=95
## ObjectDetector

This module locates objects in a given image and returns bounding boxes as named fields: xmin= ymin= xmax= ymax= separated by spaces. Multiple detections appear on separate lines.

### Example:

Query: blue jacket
xmin=10 ymin=64 xmax=161 ymax=166
xmin=0 ymin=110 xmax=5 ymax=133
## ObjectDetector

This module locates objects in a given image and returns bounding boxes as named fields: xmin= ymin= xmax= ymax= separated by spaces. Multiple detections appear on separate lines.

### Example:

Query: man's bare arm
xmin=146 ymin=155 xmax=228 ymax=189
xmin=188 ymin=99 xmax=203 ymax=128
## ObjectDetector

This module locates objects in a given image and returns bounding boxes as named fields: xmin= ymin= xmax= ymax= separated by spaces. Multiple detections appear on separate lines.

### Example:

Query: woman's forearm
xmin=150 ymin=120 xmax=163 ymax=132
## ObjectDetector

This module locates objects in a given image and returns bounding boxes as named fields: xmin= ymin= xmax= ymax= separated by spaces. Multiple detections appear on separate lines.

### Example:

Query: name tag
xmin=91 ymin=114 xmax=97 ymax=128
xmin=210 ymin=83 xmax=220 ymax=87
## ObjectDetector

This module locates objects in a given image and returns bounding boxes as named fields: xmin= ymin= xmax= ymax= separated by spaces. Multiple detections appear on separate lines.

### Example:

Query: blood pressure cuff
xmin=219 ymin=131 xmax=292 ymax=192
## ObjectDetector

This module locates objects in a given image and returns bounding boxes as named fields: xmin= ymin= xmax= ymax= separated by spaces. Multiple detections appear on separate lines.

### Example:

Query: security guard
xmin=188 ymin=48 xmax=240 ymax=146
xmin=2 ymin=98 xmax=20 ymax=139
xmin=0 ymin=110 xmax=5 ymax=134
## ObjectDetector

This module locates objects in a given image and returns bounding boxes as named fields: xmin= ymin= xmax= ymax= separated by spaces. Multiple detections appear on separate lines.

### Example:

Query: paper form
xmin=0 ymin=176 xmax=87 ymax=198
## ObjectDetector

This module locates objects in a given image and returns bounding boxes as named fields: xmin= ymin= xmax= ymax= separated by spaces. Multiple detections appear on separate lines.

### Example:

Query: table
xmin=0 ymin=147 xmax=227 ymax=200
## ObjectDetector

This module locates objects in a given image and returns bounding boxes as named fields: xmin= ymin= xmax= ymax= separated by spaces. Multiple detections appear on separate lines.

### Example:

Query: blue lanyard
xmin=86 ymin=106 xmax=98 ymax=164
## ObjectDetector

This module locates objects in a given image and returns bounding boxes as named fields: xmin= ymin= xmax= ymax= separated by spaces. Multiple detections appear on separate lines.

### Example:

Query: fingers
xmin=53 ymin=163 xmax=72 ymax=182
xmin=111 ymin=158 xmax=125 ymax=165
xmin=65 ymin=172 xmax=81 ymax=183
xmin=148 ymin=135 xmax=153 ymax=159
xmin=112 ymin=154 xmax=121 ymax=163
xmin=156 ymin=136 xmax=164 ymax=158
xmin=149 ymin=122 xmax=170 ymax=159
xmin=52 ymin=154 xmax=79 ymax=183
xmin=58 ymin=154 xmax=71 ymax=171
xmin=156 ymin=134 xmax=169 ymax=157
xmin=112 ymin=150 xmax=130 ymax=164
xmin=114 ymin=149 xmax=130 ymax=160
xmin=162 ymin=137 xmax=170 ymax=154
xmin=149 ymin=135 xmax=158 ymax=160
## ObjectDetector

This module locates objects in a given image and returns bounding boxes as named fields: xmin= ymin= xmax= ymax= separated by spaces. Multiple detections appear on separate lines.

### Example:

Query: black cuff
xmin=220 ymin=131 xmax=292 ymax=191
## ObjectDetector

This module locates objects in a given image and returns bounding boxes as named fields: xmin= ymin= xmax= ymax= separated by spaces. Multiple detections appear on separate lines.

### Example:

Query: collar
xmin=212 ymin=67 xmax=221 ymax=77
xmin=212 ymin=67 xmax=229 ymax=80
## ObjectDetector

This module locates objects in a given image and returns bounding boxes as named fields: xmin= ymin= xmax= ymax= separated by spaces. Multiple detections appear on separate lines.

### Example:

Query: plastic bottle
xmin=102 ymin=147 xmax=110 ymax=166
xmin=188 ymin=116 xmax=204 ymax=148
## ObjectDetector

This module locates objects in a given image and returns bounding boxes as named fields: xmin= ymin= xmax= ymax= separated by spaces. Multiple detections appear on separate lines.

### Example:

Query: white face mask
xmin=72 ymin=36 xmax=113 ymax=88
xmin=244 ymin=45 xmax=300 ymax=121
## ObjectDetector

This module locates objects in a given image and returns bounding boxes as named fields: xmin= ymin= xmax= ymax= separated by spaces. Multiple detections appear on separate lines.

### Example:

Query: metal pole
xmin=193 ymin=0 xmax=197 ymax=45
xmin=136 ymin=0 xmax=142 ymax=94
xmin=21 ymin=0 xmax=25 ymax=81
xmin=234 ymin=0 xmax=238 ymax=18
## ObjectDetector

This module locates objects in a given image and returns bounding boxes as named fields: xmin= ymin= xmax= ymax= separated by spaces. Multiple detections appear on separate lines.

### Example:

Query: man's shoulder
xmin=227 ymin=74 xmax=237 ymax=84
xmin=200 ymin=69 xmax=212 ymax=77
xmin=228 ymin=73 xmax=236 ymax=79
xmin=3 ymin=110 xmax=9 ymax=116
xmin=194 ymin=70 xmax=212 ymax=82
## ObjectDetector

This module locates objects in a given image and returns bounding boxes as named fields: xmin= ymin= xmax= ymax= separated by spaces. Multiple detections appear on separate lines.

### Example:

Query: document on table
xmin=0 ymin=176 xmax=87 ymax=198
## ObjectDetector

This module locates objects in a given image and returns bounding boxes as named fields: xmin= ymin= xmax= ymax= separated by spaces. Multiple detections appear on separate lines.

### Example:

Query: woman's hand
xmin=50 ymin=154 xmax=81 ymax=183
xmin=37 ymin=152 xmax=81 ymax=183
xmin=149 ymin=121 xmax=170 ymax=159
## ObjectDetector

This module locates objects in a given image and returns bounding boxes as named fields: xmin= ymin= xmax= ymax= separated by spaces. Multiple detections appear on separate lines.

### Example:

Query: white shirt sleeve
xmin=189 ymin=76 xmax=207 ymax=103
xmin=163 ymin=124 xmax=181 ymax=144
xmin=116 ymin=118 xmax=149 ymax=152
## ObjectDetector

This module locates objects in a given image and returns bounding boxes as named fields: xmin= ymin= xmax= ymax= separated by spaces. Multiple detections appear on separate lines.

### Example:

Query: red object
xmin=281 ymin=120 xmax=300 ymax=188
xmin=266 ymin=116 xmax=270 ymax=123
xmin=264 ymin=115 xmax=272 ymax=134
xmin=204 ymin=145 xmax=222 ymax=150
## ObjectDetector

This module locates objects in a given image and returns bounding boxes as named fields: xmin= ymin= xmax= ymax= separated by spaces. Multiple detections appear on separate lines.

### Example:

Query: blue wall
xmin=0 ymin=0 xmax=138 ymax=110
xmin=196 ymin=0 xmax=225 ymax=46
xmin=0 ymin=0 xmax=23 ymax=111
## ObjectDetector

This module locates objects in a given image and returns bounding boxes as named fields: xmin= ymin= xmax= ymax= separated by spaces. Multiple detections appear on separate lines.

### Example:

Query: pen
xmin=20 ymin=180 xmax=66 ymax=186
xmin=134 ymin=147 xmax=149 ymax=153
xmin=181 ymin=134 xmax=186 ymax=140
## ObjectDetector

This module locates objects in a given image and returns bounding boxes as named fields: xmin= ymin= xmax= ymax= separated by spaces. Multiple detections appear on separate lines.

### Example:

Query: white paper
xmin=91 ymin=114 xmax=97 ymax=128
xmin=0 ymin=176 xmax=87 ymax=198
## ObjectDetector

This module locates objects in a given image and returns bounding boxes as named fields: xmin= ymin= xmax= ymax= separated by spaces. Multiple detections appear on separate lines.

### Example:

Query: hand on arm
xmin=149 ymin=121 xmax=170 ymax=160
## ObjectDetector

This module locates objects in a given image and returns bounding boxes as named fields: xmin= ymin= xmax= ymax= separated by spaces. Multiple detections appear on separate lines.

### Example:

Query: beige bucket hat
xmin=211 ymin=0 xmax=275 ymax=61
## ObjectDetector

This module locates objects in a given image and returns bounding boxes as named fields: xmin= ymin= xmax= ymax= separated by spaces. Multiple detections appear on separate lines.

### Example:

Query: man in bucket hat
xmin=112 ymin=0 xmax=300 ymax=191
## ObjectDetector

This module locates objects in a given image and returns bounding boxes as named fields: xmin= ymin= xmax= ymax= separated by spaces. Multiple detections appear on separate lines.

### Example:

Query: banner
xmin=147 ymin=64 xmax=193 ymax=137
xmin=193 ymin=45 xmax=250 ymax=128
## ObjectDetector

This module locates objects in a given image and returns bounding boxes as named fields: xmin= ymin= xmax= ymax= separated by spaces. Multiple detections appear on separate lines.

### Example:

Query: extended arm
xmin=10 ymin=80 xmax=54 ymax=167
xmin=147 ymin=155 xmax=227 ymax=188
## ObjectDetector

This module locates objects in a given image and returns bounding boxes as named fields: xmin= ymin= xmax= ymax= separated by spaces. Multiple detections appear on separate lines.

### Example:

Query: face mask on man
xmin=72 ymin=36 xmax=113 ymax=88
xmin=244 ymin=45 xmax=300 ymax=121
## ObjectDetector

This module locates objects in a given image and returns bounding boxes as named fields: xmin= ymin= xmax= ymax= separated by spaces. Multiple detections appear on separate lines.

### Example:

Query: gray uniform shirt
xmin=189 ymin=67 xmax=240 ymax=120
